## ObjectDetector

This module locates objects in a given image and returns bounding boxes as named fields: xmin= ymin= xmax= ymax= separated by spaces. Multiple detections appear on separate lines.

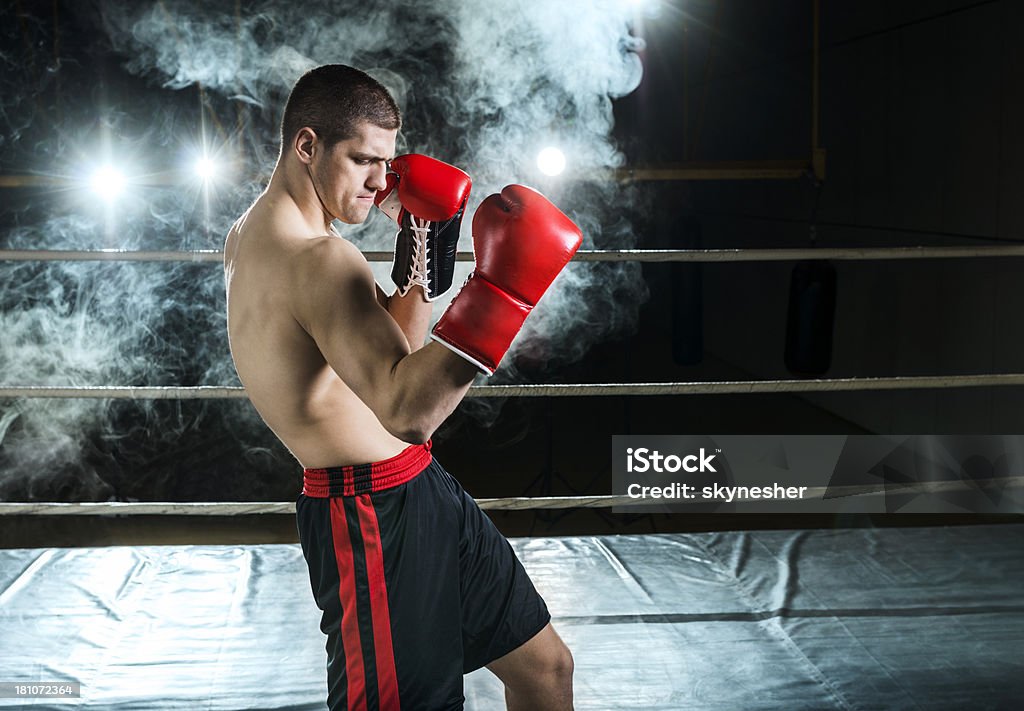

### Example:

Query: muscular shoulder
xmin=290 ymin=235 xmax=377 ymax=331
xmin=293 ymin=233 xmax=365 ymax=278
xmin=290 ymin=234 xmax=372 ymax=301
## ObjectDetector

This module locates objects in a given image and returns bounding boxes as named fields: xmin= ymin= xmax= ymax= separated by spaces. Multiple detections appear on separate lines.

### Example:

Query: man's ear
xmin=293 ymin=127 xmax=318 ymax=165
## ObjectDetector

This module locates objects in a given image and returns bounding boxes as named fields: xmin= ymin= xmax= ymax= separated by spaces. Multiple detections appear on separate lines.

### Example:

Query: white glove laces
xmin=407 ymin=215 xmax=432 ymax=292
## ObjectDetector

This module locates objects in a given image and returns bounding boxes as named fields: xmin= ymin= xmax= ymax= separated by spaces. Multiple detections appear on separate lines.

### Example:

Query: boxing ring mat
xmin=1 ymin=524 xmax=1022 ymax=710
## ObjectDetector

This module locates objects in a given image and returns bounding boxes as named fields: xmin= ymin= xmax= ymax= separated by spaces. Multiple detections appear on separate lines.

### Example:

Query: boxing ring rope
xmin=0 ymin=498 xmax=628 ymax=515
xmin=5 ymin=245 xmax=1024 ymax=263
xmin=3 ymin=374 xmax=1024 ymax=401
xmin=2 ymin=475 xmax=1021 ymax=516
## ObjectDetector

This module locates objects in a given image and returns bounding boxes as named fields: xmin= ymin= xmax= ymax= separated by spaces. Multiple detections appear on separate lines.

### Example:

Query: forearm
xmin=386 ymin=285 xmax=432 ymax=350
xmin=385 ymin=342 xmax=480 ymax=443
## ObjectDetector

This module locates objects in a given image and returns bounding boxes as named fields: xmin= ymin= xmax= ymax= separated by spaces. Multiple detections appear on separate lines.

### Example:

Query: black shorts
xmin=296 ymin=442 xmax=551 ymax=711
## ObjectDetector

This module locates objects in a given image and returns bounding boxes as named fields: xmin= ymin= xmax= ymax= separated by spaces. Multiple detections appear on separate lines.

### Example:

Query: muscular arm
xmin=295 ymin=238 xmax=478 ymax=443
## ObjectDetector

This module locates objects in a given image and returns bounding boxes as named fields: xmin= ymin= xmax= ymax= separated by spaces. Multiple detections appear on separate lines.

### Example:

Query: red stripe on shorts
xmin=330 ymin=498 xmax=367 ymax=711
xmin=356 ymin=495 xmax=400 ymax=708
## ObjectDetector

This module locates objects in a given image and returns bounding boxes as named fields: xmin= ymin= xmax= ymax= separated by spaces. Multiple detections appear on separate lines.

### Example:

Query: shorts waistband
xmin=302 ymin=441 xmax=433 ymax=497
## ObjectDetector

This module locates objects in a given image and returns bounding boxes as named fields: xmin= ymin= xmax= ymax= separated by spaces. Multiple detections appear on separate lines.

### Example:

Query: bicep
xmin=293 ymin=245 xmax=409 ymax=411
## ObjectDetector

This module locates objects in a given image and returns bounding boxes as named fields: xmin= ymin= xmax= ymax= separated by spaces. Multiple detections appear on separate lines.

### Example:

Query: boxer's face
xmin=302 ymin=121 xmax=396 ymax=225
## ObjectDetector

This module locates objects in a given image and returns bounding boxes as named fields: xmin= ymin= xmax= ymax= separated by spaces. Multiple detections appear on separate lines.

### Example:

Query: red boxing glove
xmin=375 ymin=154 xmax=471 ymax=301
xmin=431 ymin=184 xmax=582 ymax=374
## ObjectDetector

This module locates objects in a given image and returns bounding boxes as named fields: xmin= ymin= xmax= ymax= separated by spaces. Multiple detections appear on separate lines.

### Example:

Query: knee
xmin=492 ymin=626 xmax=575 ymax=704
xmin=506 ymin=642 xmax=573 ymax=709
xmin=559 ymin=644 xmax=575 ymax=679
xmin=514 ymin=638 xmax=573 ymax=689
xmin=543 ymin=639 xmax=574 ymax=686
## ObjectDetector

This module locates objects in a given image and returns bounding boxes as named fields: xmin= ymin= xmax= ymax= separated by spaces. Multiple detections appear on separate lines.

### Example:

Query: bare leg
xmin=486 ymin=623 xmax=573 ymax=711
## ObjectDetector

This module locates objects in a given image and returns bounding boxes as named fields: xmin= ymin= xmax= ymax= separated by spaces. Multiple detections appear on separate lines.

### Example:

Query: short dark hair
xmin=280 ymin=64 xmax=401 ymax=148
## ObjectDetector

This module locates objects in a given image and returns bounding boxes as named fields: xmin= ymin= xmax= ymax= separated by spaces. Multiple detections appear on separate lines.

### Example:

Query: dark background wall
xmin=1 ymin=0 xmax=1021 ymax=545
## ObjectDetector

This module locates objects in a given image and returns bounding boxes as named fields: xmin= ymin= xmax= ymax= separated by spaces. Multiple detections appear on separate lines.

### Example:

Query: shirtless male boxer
xmin=224 ymin=64 xmax=581 ymax=710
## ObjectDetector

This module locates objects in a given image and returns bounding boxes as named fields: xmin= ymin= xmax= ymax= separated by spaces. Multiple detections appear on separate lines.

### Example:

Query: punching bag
xmin=785 ymin=260 xmax=836 ymax=376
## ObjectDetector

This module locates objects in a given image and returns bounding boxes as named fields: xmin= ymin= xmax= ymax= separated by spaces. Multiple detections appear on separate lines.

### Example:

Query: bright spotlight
xmin=537 ymin=147 xmax=566 ymax=177
xmin=194 ymin=156 xmax=218 ymax=181
xmin=89 ymin=165 xmax=126 ymax=202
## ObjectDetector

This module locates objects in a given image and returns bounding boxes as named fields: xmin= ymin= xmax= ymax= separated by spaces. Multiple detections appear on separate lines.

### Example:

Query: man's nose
xmin=368 ymin=163 xmax=389 ymax=192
